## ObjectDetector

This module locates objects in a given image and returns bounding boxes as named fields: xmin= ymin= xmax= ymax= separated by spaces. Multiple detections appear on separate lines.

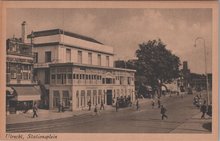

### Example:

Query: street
xmin=7 ymin=92 xmax=211 ymax=133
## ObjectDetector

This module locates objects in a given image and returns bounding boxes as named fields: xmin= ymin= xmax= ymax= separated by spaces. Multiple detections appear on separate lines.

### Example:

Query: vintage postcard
xmin=0 ymin=1 xmax=218 ymax=141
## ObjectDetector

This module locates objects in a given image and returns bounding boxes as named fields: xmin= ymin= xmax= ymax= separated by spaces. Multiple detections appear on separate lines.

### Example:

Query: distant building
xmin=28 ymin=29 xmax=136 ymax=111
xmin=6 ymin=21 xmax=41 ymax=114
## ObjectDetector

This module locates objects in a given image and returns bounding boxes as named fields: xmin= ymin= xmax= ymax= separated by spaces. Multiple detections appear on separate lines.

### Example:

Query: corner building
xmin=29 ymin=29 xmax=135 ymax=111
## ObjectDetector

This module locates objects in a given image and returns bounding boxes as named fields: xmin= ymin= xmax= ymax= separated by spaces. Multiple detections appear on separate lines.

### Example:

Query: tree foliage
xmin=135 ymin=39 xmax=181 ymax=90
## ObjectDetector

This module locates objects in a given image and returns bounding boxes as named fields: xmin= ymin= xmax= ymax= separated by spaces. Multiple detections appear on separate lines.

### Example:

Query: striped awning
xmin=12 ymin=85 xmax=41 ymax=101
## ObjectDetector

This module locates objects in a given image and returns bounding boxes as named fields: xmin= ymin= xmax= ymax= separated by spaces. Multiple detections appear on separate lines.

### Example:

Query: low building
xmin=6 ymin=22 xmax=41 ymax=114
xmin=28 ymin=29 xmax=136 ymax=111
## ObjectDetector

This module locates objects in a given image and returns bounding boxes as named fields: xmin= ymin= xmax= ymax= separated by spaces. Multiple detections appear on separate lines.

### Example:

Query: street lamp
xmin=194 ymin=37 xmax=210 ymax=105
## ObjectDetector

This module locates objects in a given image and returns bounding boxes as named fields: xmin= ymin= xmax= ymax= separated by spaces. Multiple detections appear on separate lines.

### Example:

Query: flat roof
xmin=33 ymin=42 xmax=114 ymax=55
xmin=27 ymin=29 xmax=103 ymax=45
xmin=49 ymin=62 xmax=136 ymax=72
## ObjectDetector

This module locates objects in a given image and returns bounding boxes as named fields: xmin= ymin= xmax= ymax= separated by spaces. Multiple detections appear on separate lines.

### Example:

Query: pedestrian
xmin=61 ymin=103 xmax=65 ymax=112
xmin=87 ymin=100 xmax=91 ymax=111
xmin=207 ymin=104 xmax=212 ymax=117
xmin=94 ymin=104 xmax=98 ymax=116
xmin=136 ymin=99 xmax=139 ymax=110
xmin=180 ymin=86 xmax=185 ymax=98
xmin=58 ymin=101 xmax=62 ymax=112
xmin=100 ymin=100 xmax=104 ymax=110
xmin=151 ymin=99 xmax=155 ymax=109
xmin=116 ymin=100 xmax=119 ymax=112
xmin=160 ymin=105 xmax=168 ymax=120
xmin=32 ymin=103 xmax=38 ymax=118
xmin=200 ymin=101 xmax=207 ymax=119
xmin=23 ymin=102 xmax=28 ymax=113
xmin=158 ymin=99 xmax=161 ymax=108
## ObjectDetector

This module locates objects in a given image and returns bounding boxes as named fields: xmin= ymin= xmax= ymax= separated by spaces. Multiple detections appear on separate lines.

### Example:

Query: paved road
xmin=7 ymin=93 xmax=207 ymax=133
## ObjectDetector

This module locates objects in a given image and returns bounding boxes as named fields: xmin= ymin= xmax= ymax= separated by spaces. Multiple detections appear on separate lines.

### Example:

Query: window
xmin=34 ymin=52 xmax=38 ymax=63
xmin=66 ymin=49 xmax=71 ymax=62
xmin=106 ymin=78 xmax=112 ymax=84
xmin=106 ymin=56 xmax=110 ymax=67
xmin=88 ymin=53 xmax=92 ymax=65
xmin=23 ymin=72 xmax=29 ymax=80
xmin=45 ymin=69 xmax=50 ymax=84
xmin=51 ymin=74 xmax=56 ymax=84
xmin=11 ymin=72 xmax=17 ymax=79
xmin=78 ymin=51 xmax=82 ymax=64
xmin=102 ymin=78 xmax=105 ymax=84
xmin=81 ymin=90 xmax=86 ymax=106
xmin=62 ymin=91 xmax=70 ymax=107
xmin=57 ymin=74 xmax=62 ymax=84
xmin=97 ymin=54 xmax=101 ymax=66
xmin=68 ymin=74 xmax=72 ymax=79
xmin=45 ymin=51 xmax=51 ymax=63
xmin=53 ymin=91 xmax=60 ymax=108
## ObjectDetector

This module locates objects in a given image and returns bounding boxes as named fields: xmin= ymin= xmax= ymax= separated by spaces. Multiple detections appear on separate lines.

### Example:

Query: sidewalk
xmin=6 ymin=98 xmax=153 ymax=125
xmin=6 ymin=109 xmax=74 ymax=124
xmin=171 ymin=112 xmax=212 ymax=133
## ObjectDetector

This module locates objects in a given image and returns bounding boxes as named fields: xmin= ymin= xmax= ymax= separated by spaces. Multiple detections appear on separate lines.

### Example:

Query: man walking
xmin=136 ymin=99 xmax=139 ymax=110
xmin=200 ymin=101 xmax=207 ymax=119
xmin=94 ymin=104 xmax=98 ymax=116
xmin=100 ymin=100 xmax=104 ymax=110
xmin=160 ymin=105 xmax=168 ymax=120
xmin=32 ymin=103 xmax=38 ymax=118
xmin=158 ymin=99 xmax=161 ymax=108
xmin=58 ymin=101 xmax=62 ymax=112
xmin=116 ymin=100 xmax=119 ymax=112
xmin=88 ymin=100 xmax=91 ymax=111
xmin=151 ymin=99 xmax=155 ymax=109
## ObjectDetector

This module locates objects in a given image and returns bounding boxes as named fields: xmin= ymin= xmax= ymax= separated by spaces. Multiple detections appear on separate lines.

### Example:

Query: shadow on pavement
xmin=202 ymin=122 xmax=212 ymax=132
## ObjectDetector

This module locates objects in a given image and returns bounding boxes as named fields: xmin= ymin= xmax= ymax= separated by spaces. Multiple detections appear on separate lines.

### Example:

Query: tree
xmin=135 ymin=39 xmax=181 ymax=96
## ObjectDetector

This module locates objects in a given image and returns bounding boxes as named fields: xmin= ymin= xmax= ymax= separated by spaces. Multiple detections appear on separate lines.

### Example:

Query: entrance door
xmin=106 ymin=90 xmax=112 ymax=105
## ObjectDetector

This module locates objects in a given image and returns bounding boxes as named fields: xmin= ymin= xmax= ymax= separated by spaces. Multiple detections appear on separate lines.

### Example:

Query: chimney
xmin=21 ymin=21 xmax=27 ymax=43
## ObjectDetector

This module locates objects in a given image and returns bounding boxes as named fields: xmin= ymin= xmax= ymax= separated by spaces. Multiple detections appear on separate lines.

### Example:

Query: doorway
xmin=106 ymin=90 xmax=112 ymax=105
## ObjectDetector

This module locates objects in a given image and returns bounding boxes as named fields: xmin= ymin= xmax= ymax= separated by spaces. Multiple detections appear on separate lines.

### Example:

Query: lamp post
xmin=194 ymin=37 xmax=210 ymax=105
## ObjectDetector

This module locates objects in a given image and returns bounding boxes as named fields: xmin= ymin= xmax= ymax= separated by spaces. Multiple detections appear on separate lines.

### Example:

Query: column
xmin=49 ymin=90 xmax=53 ymax=110
xmin=79 ymin=90 xmax=81 ymax=108
xmin=85 ymin=90 xmax=88 ymax=108
xmin=72 ymin=88 xmax=76 ymax=110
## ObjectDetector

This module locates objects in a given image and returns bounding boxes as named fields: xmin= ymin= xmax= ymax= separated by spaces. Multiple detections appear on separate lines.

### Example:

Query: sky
xmin=6 ymin=8 xmax=212 ymax=74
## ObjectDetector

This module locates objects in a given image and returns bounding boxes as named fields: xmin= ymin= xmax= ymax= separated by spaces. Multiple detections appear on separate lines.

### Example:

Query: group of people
xmin=193 ymin=93 xmax=212 ymax=119
xmin=151 ymin=98 xmax=161 ymax=109
xmin=58 ymin=102 xmax=65 ymax=112
xmin=88 ymin=100 xmax=105 ymax=116
xmin=193 ymin=94 xmax=203 ymax=108
xmin=115 ymin=96 xmax=132 ymax=108
xmin=199 ymin=100 xmax=212 ymax=119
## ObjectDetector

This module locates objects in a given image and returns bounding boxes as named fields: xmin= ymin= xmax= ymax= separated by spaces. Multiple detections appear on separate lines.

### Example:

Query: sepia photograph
xmin=0 ymin=1 xmax=218 ymax=141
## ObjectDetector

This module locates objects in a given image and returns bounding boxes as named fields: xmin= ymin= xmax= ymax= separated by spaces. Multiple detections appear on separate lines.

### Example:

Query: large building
xmin=6 ymin=22 xmax=41 ymax=114
xmin=28 ymin=29 xmax=136 ymax=111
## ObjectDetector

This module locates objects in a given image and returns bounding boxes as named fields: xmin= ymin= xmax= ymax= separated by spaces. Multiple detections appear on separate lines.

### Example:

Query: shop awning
xmin=12 ymin=85 xmax=41 ymax=101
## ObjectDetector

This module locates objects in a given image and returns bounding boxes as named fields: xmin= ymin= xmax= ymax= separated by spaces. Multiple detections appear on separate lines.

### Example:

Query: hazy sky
xmin=6 ymin=8 xmax=212 ymax=74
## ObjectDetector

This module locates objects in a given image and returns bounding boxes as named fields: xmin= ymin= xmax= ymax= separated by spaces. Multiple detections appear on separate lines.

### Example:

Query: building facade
xmin=29 ymin=29 xmax=136 ymax=111
xmin=6 ymin=22 xmax=41 ymax=114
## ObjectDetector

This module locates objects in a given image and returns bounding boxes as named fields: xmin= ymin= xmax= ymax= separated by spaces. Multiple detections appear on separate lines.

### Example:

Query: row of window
xmin=8 ymin=72 xmax=31 ymax=80
xmin=52 ymin=74 xmax=103 ymax=80
xmin=34 ymin=49 xmax=111 ymax=67
xmin=50 ymin=73 xmax=134 ymax=86
xmin=7 ymin=63 xmax=32 ymax=72
xmin=51 ymin=73 xmax=134 ymax=82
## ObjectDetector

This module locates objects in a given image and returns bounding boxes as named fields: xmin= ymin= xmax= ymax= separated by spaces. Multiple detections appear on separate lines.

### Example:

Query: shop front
xmin=7 ymin=85 xmax=41 ymax=114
